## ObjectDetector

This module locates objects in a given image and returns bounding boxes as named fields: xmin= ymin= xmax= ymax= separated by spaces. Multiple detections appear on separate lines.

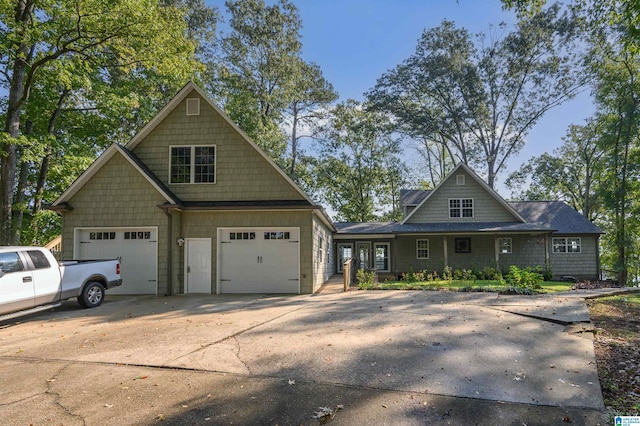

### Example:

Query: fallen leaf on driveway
xmin=104 ymin=403 xmax=113 ymax=408
xmin=133 ymin=375 xmax=148 ymax=380
xmin=288 ymin=379 xmax=295 ymax=385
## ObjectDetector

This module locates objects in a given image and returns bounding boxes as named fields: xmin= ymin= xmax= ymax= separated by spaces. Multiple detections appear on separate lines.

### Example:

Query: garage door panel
xmin=76 ymin=228 xmax=157 ymax=295
xmin=219 ymin=228 xmax=299 ymax=294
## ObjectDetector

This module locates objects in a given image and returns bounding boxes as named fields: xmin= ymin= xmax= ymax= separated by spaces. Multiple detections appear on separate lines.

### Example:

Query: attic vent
xmin=456 ymin=175 xmax=465 ymax=185
xmin=186 ymin=98 xmax=200 ymax=116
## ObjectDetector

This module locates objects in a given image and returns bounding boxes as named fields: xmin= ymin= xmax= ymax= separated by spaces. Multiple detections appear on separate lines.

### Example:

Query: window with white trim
xmin=416 ymin=239 xmax=429 ymax=259
xmin=319 ymin=236 xmax=324 ymax=261
xmin=456 ymin=175 xmax=465 ymax=185
xmin=498 ymin=238 xmax=512 ymax=254
xmin=449 ymin=198 xmax=473 ymax=218
xmin=552 ymin=237 xmax=581 ymax=253
xmin=374 ymin=243 xmax=390 ymax=272
xmin=170 ymin=145 xmax=216 ymax=184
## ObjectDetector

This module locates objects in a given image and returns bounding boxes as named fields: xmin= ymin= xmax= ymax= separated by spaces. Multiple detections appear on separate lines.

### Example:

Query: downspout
xmin=596 ymin=235 xmax=601 ymax=280
xmin=162 ymin=209 xmax=172 ymax=296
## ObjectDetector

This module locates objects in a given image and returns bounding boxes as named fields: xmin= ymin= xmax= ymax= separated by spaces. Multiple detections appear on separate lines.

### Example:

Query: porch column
xmin=443 ymin=236 xmax=448 ymax=268
xmin=494 ymin=235 xmax=499 ymax=270
xmin=544 ymin=234 xmax=550 ymax=272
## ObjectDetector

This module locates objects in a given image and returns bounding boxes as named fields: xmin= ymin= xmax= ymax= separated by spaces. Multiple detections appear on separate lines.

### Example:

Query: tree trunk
xmin=1 ymin=0 xmax=35 ymax=245
xmin=11 ymin=156 xmax=30 ymax=245
xmin=290 ymin=102 xmax=299 ymax=178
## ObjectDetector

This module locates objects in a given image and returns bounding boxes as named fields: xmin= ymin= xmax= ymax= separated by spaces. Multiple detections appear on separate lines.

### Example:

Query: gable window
xmin=416 ymin=239 xmax=429 ymax=259
xmin=170 ymin=145 xmax=216 ymax=184
xmin=186 ymin=98 xmax=200 ymax=116
xmin=456 ymin=175 xmax=465 ymax=185
xmin=498 ymin=238 xmax=512 ymax=254
xmin=552 ymin=237 xmax=581 ymax=253
xmin=449 ymin=198 xmax=473 ymax=218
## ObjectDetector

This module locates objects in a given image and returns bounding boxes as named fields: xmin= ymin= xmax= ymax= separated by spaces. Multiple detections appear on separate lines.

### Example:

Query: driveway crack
xmin=233 ymin=335 xmax=252 ymax=374
xmin=169 ymin=304 xmax=309 ymax=363
xmin=45 ymin=363 xmax=87 ymax=425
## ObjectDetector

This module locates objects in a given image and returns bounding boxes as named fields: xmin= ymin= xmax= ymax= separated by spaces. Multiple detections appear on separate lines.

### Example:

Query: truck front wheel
xmin=80 ymin=282 xmax=105 ymax=308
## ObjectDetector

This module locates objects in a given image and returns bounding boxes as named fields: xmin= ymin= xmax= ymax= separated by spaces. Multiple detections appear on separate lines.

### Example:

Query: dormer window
xmin=170 ymin=145 xmax=216 ymax=184
xmin=449 ymin=198 xmax=473 ymax=218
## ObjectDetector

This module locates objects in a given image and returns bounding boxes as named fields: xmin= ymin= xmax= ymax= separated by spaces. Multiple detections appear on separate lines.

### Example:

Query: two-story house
xmin=334 ymin=163 xmax=603 ymax=281
xmin=51 ymin=82 xmax=602 ymax=295
xmin=51 ymin=82 xmax=335 ymax=295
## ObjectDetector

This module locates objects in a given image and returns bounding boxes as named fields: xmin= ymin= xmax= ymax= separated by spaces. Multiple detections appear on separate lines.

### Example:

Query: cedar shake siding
xmin=130 ymin=91 xmax=305 ymax=203
xmin=60 ymin=152 xmax=170 ymax=294
xmin=405 ymin=168 xmax=521 ymax=224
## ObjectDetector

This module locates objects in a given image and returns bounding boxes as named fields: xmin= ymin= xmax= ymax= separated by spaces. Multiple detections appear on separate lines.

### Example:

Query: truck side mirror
xmin=0 ymin=270 xmax=5 ymax=279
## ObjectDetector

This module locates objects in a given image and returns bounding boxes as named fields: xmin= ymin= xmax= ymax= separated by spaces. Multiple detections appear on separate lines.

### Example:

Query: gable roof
xmin=399 ymin=189 xmax=430 ymax=208
xmin=335 ymin=200 xmax=602 ymax=235
xmin=401 ymin=163 xmax=525 ymax=224
xmin=52 ymin=143 xmax=179 ymax=206
xmin=510 ymin=201 xmax=603 ymax=234
xmin=125 ymin=81 xmax=316 ymax=206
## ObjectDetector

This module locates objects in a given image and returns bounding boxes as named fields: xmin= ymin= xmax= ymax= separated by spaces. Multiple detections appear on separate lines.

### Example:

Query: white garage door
xmin=75 ymin=228 xmax=157 ymax=295
xmin=218 ymin=227 xmax=299 ymax=293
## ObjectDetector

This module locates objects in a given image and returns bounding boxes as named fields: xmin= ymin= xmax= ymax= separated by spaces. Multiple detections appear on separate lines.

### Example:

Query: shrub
xmin=357 ymin=269 xmax=376 ymax=288
xmin=504 ymin=265 xmax=543 ymax=290
xmin=401 ymin=268 xmax=425 ymax=283
xmin=479 ymin=266 xmax=499 ymax=280
xmin=442 ymin=266 xmax=453 ymax=281
xmin=427 ymin=270 xmax=439 ymax=281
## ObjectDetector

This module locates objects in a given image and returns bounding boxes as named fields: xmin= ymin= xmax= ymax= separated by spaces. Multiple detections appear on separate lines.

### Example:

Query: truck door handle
xmin=23 ymin=276 xmax=32 ymax=283
xmin=187 ymin=266 xmax=191 ymax=273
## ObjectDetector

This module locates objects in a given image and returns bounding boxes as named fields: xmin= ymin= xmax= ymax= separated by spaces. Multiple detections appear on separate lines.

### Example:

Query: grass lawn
xmin=361 ymin=279 xmax=573 ymax=293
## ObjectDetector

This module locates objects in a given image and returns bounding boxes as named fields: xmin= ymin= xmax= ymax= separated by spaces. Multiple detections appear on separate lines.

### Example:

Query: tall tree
xmin=506 ymin=120 xmax=605 ymax=221
xmin=0 ymin=0 xmax=199 ymax=244
xmin=367 ymin=5 xmax=582 ymax=188
xmin=591 ymin=41 xmax=640 ymax=286
xmin=287 ymin=60 xmax=337 ymax=180
xmin=313 ymin=100 xmax=405 ymax=222
xmin=214 ymin=0 xmax=302 ymax=162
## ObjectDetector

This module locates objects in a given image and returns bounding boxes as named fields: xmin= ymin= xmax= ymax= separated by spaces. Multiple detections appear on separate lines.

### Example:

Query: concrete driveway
xmin=0 ymin=290 xmax=612 ymax=425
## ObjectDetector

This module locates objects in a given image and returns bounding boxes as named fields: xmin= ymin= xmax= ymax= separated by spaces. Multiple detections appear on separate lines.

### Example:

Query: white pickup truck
xmin=0 ymin=246 xmax=122 ymax=320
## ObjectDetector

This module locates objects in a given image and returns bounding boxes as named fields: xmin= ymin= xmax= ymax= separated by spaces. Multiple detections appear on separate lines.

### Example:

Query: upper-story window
xmin=170 ymin=145 xmax=216 ymax=184
xmin=449 ymin=198 xmax=473 ymax=218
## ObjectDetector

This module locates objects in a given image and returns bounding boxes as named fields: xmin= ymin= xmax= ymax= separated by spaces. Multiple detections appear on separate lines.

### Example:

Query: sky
xmin=226 ymin=0 xmax=595 ymax=197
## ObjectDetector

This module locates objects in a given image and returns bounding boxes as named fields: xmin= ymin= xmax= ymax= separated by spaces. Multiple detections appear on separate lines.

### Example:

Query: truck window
xmin=0 ymin=252 xmax=24 ymax=274
xmin=27 ymin=250 xmax=51 ymax=269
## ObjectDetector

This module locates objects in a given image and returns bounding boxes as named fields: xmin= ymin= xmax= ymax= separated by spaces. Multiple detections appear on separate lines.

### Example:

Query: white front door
xmin=337 ymin=243 xmax=353 ymax=273
xmin=185 ymin=238 xmax=211 ymax=294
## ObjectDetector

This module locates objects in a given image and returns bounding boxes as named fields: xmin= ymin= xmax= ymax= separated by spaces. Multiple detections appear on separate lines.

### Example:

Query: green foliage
xmin=312 ymin=100 xmax=407 ymax=222
xmin=442 ymin=265 xmax=453 ymax=281
xmin=367 ymin=6 xmax=582 ymax=187
xmin=356 ymin=269 xmax=376 ymax=289
xmin=477 ymin=266 xmax=501 ymax=280
xmin=503 ymin=265 xmax=543 ymax=292
xmin=453 ymin=269 xmax=476 ymax=280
